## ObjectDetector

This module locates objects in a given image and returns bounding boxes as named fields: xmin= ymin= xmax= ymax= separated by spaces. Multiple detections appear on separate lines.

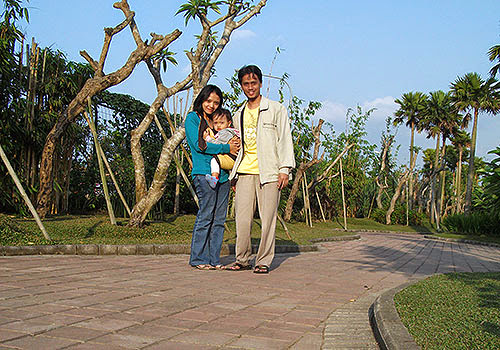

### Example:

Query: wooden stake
xmin=84 ymin=111 xmax=131 ymax=217
xmin=0 ymin=144 xmax=51 ymax=240
xmin=86 ymin=100 xmax=116 ymax=225
xmin=340 ymin=157 xmax=347 ymax=230
xmin=315 ymin=190 xmax=326 ymax=222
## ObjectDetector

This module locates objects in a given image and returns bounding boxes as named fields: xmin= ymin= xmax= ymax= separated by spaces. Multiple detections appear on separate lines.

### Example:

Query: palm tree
xmin=393 ymin=91 xmax=428 ymax=209
xmin=421 ymin=90 xmax=456 ymax=228
xmin=450 ymin=73 xmax=500 ymax=214
xmin=488 ymin=44 xmax=500 ymax=78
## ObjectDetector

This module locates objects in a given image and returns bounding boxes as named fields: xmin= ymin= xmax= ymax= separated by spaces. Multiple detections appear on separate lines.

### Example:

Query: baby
xmin=204 ymin=108 xmax=240 ymax=188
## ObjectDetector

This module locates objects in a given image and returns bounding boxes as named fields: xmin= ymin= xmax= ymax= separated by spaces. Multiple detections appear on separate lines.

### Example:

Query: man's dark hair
xmin=238 ymin=65 xmax=262 ymax=84
xmin=192 ymin=84 xmax=223 ymax=118
xmin=214 ymin=108 xmax=232 ymax=124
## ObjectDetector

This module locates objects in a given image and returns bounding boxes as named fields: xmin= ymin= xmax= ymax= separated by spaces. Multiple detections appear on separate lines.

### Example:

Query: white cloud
xmin=362 ymin=96 xmax=398 ymax=121
xmin=232 ymin=29 xmax=257 ymax=40
xmin=319 ymin=100 xmax=347 ymax=124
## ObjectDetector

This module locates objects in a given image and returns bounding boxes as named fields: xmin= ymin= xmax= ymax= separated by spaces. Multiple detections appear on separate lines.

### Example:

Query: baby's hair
xmin=214 ymin=108 xmax=232 ymax=123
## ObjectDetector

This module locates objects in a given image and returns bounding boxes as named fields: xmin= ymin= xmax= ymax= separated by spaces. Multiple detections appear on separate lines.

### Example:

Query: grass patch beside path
xmin=1 ymin=214 xmax=360 ymax=246
xmin=395 ymin=272 xmax=500 ymax=350
xmin=432 ymin=232 xmax=500 ymax=246
xmin=329 ymin=217 xmax=434 ymax=233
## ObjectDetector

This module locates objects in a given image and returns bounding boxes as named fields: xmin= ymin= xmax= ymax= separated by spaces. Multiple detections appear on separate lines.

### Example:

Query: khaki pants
xmin=234 ymin=174 xmax=280 ymax=267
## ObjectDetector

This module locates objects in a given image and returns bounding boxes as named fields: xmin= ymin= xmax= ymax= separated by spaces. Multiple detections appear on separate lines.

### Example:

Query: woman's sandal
xmin=195 ymin=264 xmax=215 ymax=270
xmin=213 ymin=264 xmax=225 ymax=270
xmin=225 ymin=262 xmax=252 ymax=271
xmin=253 ymin=265 xmax=269 ymax=274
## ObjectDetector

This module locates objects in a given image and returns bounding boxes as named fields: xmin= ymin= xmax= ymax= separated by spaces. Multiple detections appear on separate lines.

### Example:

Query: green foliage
xmin=176 ymin=0 xmax=223 ymax=25
xmin=371 ymin=205 xmax=425 ymax=226
xmin=478 ymin=146 xmax=500 ymax=214
xmin=395 ymin=272 xmax=500 ymax=350
xmin=394 ymin=91 xmax=428 ymax=129
xmin=451 ymin=73 xmax=500 ymax=117
xmin=442 ymin=212 xmax=500 ymax=237
xmin=324 ymin=106 xmax=377 ymax=217
xmin=488 ymin=43 xmax=500 ymax=78
xmin=0 ymin=46 xmax=93 ymax=213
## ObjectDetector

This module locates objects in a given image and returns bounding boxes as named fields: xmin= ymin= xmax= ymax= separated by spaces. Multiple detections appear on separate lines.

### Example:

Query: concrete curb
xmin=332 ymin=228 xmax=432 ymax=235
xmin=309 ymin=234 xmax=360 ymax=243
xmin=423 ymin=234 xmax=500 ymax=248
xmin=0 ymin=235 xmax=358 ymax=256
xmin=370 ymin=281 xmax=421 ymax=350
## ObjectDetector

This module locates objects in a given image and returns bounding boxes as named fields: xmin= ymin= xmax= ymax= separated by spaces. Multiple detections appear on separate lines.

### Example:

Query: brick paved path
xmin=1 ymin=233 xmax=499 ymax=349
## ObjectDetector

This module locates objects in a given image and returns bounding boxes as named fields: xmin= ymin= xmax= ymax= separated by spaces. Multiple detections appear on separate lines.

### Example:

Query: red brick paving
xmin=0 ymin=233 xmax=499 ymax=349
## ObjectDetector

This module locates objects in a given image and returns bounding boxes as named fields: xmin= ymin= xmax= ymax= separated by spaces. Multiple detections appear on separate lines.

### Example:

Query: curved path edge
xmin=0 ymin=234 xmax=360 ymax=256
xmin=371 ymin=281 xmax=422 ymax=350
xmin=423 ymin=234 xmax=500 ymax=248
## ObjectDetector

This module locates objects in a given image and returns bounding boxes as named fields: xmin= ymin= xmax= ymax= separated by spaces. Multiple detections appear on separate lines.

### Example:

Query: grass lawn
xmin=0 ymin=214 xmax=352 ymax=246
xmin=0 ymin=213 xmax=435 ymax=247
xmin=432 ymin=232 xmax=500 ymax=246
xmin=395 ymin=272 xmax=500 ymax=350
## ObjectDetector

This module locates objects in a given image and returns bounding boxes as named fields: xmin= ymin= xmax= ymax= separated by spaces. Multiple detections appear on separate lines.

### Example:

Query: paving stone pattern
xmin=0 ymin=233 xmax=499 ymax=349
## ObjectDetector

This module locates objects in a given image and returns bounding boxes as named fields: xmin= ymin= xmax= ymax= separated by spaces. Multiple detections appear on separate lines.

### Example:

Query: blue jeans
xmin=189 ymin=175 xmax=230 ymax=266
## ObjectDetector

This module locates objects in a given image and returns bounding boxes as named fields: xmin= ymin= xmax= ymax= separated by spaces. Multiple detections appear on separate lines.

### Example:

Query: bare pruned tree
xmin=127 ymin=0 xmax=268 ymax=227
xmin=36 ymin=0 xmax=182 ymax=218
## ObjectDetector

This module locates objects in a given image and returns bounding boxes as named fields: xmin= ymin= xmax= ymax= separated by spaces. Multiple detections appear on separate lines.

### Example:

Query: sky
xmin=12 ymin=0 xmax=500 ymax=166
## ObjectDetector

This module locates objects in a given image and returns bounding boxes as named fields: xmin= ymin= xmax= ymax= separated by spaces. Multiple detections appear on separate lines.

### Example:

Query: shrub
xmin=371 ymin=206 xmax=425 ymax=226
xmin=371 ymin=208 xmax=386 ymax=224
xmin=442 ymin=212 xmax=500 ymax=237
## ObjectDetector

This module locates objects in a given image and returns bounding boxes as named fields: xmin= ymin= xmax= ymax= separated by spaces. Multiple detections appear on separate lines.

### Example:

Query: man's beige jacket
xmin=229 ymin=96 xmax=295 ymax=184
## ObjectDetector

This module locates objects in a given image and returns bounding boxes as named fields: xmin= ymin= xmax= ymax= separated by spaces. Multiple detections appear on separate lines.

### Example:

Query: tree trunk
xmin=376 ymin=135 xmax=393 ymax=209
xmin=408 ymin=121 xmax=415 ymax=210
xmin=128 ymin=128 xmax=186 ymax=227
xmin=283 ymin=119 xmax=324 ymax=222
xmin=283 ymin=164 xmax=307 ymax=222
xmin=430 ymin=135 xmax=440 ymax=224
xmin=464 ymin=108 xmax=479 ymax=214
xmin=456 ymin=146 xmax=463 ymax=213
xmin=386 ymin=154 xmax=416 ymax=225
xmin=386 ymin=170 xmax=409 ymax=225
xmin=435 ymin=135 xmax=446 ymax=229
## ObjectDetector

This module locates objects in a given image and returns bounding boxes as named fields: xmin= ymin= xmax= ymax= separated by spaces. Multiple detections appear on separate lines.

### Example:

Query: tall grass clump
xmin=442 ymin=212 xmax=500 ymax=236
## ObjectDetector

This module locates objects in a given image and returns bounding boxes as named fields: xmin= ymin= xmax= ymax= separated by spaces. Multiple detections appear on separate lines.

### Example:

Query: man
xmin=226 ymin=65 xmax=295 ymax=274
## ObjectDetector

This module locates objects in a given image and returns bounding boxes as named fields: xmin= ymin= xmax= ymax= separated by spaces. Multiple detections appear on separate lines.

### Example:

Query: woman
xmin=185 ymin=85 xmax=240 ymax=270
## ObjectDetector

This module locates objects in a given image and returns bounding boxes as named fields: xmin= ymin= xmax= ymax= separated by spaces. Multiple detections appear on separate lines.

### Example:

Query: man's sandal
xmin=225 ymin=262 xmax=252 ymax=271
xmin=194 ymin=264 xmax=215 ymax=270
xmin=253 ymin=265 xmax=269 ymax=274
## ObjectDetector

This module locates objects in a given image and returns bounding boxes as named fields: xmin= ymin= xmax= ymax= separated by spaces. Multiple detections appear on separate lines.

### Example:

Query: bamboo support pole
xmin=84 ymin=111 xmax=131 ymax=217
xmin=304 ymin=173 xmax=312 ymax=227
xmin=315 ymin=190 xmax=326 ymax=222
xmin=340 ymin=157 xmax=347 ymax=230
xmin=0 ymin=144 xmax=51 ymax=240
xmin=86 ymin=101 xmax=116 ymax=225
xmin=301 ymin=176 xmax=307 ymax=224
xmin=277 ymin=214 xmax=292 ymax=240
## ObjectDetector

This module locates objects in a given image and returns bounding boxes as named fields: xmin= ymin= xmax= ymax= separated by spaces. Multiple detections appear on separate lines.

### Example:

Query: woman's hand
xmin=229 ymin=137 xmax=241 ymax=155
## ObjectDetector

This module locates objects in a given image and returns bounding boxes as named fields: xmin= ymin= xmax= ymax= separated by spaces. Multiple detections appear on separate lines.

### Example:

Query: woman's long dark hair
xmin=192 ymin=84 xmax=223 ymax=119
